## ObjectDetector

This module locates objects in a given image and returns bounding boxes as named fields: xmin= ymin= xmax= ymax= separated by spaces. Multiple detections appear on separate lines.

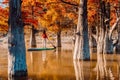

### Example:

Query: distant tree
xmin=38 ymin=0 xmax=78 ymax=47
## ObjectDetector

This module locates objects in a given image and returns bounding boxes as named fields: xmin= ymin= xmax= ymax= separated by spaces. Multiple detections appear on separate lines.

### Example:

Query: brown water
xmin=0 ymin=47 xmax=120 ymax=80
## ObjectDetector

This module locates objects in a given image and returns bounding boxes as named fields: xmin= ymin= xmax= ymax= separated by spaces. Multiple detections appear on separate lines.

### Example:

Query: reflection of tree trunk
xmin=56 ymin=47 xmax=61 ymax=59
xmin=56 ymin=47 xmax=61 ymax=65
xmin=73 ymin=0 xmax=90 ymax=60
xmin=57 ymin=30 xmax=61 ymax=47
xmin=117 ymin=54 xmax=120 ymax=79
xmin=8 ymin=76 xmax=27 ymax=80
xmin=30 ymin=26 xmax=36 ymax=48
xmin=8 ymin=0 xmax=27 ymax=77
xmin=8 ymin=77 xmax=28 ymax=80
xmin=73 ymin=61 xmax=84 ymax=80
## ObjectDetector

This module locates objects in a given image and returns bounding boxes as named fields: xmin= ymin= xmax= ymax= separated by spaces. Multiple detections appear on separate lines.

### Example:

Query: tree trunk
xmin=88 ymin=27 xmax=95 ymax=56
xmin=57 ymin=30 xmax=61 ymax=47
xmin=104 ymin=32 xmax=113 ymax=53
xmin=95 ymin=1 xmax=108 ymax=77
xmin=116 ymin=31 xmax=120 ymax=53
xmin=30 ymin=26 xmax=37 ymax=48
xmin=8 ymin=0 xmax=27 ymax=77
xmin=73 ymin=0 xmax=90 ymax=60
xmin=104 ymin=2 xmax=113 ymax=54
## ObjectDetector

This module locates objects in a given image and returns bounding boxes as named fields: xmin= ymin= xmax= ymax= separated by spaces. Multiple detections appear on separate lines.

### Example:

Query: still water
xmin=0 ymin=47 xmax=120 ymax=80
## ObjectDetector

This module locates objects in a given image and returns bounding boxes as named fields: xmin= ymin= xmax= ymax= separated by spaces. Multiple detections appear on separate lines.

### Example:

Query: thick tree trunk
xmin=57 ymin=30 xmax=61 ymax=47
xmin=73 ymin=0 xmax=90 ymax=60
xmin=8 ymin=0 xmax=27 ymax=77
xmin=30 ymin=26 xmax=36 ymax=48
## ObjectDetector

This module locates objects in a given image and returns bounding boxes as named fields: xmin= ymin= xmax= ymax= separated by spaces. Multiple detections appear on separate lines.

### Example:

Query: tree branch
xmin=109 ymin=17 xmax=120 ymax=39
xmin=60 ymin=0 xmax=78 ymax=7
xmin=109 ymin=8 xmax=120 ymax=39
xmin=91 ymin=33 xmax=97 ymax=41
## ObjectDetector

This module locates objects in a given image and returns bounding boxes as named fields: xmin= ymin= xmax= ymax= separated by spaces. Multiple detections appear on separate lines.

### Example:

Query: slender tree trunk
xmin=73 ymin=0 xmax=90 ymax=60
xmin=116 ymin=30 xmax=120 ymax=53
xmin=104 ymin=32 xmax=113 ymax=53
xmin=57 ymin=30 xmax=61 ymax=47
xmin=116 ymin=5 xmax=120 ymax=53
xmin=8 ymin=0 xmax=27 ymax=77
xmin=30 ymin=26 xmax=36 ymax=48
xmin=104 ymin=2 xmax=113 ymax=54
xmin=88 ymin=27 xmax=94 ymax=56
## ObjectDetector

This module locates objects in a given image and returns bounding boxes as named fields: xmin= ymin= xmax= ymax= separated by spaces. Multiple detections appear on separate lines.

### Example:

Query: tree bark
xmin=95 ymin=1 xmax=108 ymax=77
xmin=57 ymin=30 xmax=61 ymax=47
xmin=8 ymin=0 xmax=27 ymax=77
xmin=73 ymin=0 xmax=90 ymax=60
xmin=116 ymin=29 xmax=120 ymax=53
xmin=104 ymin=32 xmax=113 ymax=53
xmin=104 ymin=2 xmax=113 ymax=54
xmin=30 ymin=26 xmax=37 ymax=48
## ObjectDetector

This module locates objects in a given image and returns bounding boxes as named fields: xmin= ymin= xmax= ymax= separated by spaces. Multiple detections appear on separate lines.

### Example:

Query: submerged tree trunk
xmin=30 ymin=26 xmax=37 ymax=48
xmin=8 ymin=0 xmax=27 ymax=77
xmin=57 ymin=30 xmax=61 ymax=47
xmin=116 ymin=30 xmax=120 ymax=53
xmin=73 ymin=0 xmax=90 ymax=60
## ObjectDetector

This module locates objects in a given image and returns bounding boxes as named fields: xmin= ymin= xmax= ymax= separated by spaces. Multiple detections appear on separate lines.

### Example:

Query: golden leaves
xmin=0 ymin=7 xmax=8 ymax=32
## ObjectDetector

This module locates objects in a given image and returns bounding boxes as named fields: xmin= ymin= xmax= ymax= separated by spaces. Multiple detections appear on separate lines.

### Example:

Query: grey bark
xmin=8 ymin=0 xmax=27 ymax=77
xmin=95 ymin=2 xmax=108 ymax=77
xmin=73 ymin=0 xmax=90 ymax=60
xmin=104 ymin=2 xmax=113 ymax=54
xmin=116 ymin=26 xmax=120 ymax=53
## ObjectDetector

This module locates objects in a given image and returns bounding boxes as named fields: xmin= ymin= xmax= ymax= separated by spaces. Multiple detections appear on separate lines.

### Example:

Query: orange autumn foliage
xmin=87 ymin=0 xmax=119 ymax=27
xmin=0 ymin=0 xmax=119 ymax=34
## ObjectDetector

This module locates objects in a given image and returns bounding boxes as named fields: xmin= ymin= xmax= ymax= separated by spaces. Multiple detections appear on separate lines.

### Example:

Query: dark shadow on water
xmin=8 ymin=76 xmax=28 ymax=80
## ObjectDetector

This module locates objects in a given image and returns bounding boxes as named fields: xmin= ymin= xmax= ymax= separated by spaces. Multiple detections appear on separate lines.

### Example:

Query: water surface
xmin=0 ymin=47 xmax=120 ymax=80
